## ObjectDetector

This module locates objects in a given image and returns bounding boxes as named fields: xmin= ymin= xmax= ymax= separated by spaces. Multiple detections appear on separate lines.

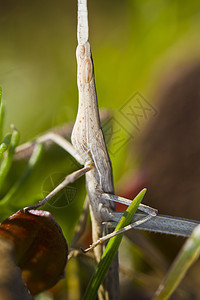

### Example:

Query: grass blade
xmin=0 ymin=133 xmax=12 ymax=161
xmin=0 ymin=88 xmax=5 ymax=141
xmin=83 ymin=188 xmax=147 ymax=300
xmin=0 ymin=143 xmax=43 ymax=207
xmin=154 ymin=224 xmax=200 ymax=300
xmin=0 ymin=128 xmax=20 ymax=190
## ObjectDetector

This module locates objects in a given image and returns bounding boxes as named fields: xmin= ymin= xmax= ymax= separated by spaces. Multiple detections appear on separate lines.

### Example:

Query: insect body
xmin=71 ymin=4 xmax=120 ymax=298
xmin=71 ymin=41 xmax=115 ymax=223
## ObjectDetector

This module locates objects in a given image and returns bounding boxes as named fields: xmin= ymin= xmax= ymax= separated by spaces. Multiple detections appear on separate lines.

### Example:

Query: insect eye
xmin=82 ymin=58 xmax=93 ymax=83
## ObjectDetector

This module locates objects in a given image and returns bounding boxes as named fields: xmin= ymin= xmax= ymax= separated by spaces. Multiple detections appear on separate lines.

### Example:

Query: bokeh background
xmin=1 ymin=0 xmax=200 ymax=299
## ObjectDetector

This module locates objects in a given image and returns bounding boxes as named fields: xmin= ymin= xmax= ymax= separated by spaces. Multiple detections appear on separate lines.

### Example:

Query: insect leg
xmin=23 ymin=165 xmax=92 ymax=210
xmin=16 ymin=132 xmax=84 ymax=165
xmin=101 ymin=193 xmax=157 ymax=216
xmin=82 ymin=214 xmax=153 ymax=253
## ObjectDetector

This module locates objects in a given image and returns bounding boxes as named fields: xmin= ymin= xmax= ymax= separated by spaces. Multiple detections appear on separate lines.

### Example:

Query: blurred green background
xmin=1 ymin=0 xmax=200 ymax=140
xmin=1 ymin=0 xmax=200 ymax=299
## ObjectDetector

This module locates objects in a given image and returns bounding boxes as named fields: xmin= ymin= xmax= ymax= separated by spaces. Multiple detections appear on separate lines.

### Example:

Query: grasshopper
xmin=16 ymin=0 xmax=200 ymax=299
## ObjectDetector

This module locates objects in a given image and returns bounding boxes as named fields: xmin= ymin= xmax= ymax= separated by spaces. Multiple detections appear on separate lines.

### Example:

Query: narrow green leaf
xmin=154 ymin=224 xmax=200 ymax=300
xmin=83 ymin=188 xmax=147 ymax=300
xmin=0 ymin=88 xmax=5 ymax=141
xmin=0 ymin=128 xmax=20 ymax=190
xmin=0 ymin=143 xmax=43 ymax=207
xmin=0 ymin=133 xmax=12 ymax=161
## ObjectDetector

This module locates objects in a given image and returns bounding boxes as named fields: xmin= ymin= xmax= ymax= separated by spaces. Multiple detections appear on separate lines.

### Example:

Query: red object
xmin=116 ymin=170 xmax=148 ymax=211
xmin=0 ymin=209 xmax=68 ymax=295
